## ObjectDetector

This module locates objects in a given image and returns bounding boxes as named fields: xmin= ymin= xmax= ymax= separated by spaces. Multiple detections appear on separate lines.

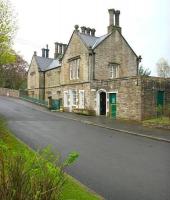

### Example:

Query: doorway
xmin=109 ymin=93 xmax=116 ymax=118
xmin=100 ymin=92 xmax=106 ymax=115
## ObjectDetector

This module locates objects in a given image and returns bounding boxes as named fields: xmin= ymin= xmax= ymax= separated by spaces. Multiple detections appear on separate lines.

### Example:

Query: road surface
xmin=0 ymin=96 xmax=170 ymax=200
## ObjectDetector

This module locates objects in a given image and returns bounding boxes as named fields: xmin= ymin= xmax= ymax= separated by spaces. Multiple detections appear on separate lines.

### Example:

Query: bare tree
xmin=156 ymin=58 xmax=170 ymax=78
xmin=138 ymin=65 xmax=151 ymax=76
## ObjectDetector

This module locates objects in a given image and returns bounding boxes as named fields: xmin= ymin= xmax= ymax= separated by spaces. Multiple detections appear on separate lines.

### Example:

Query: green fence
xmin=20 ymin=95 xmax=48 ymax=107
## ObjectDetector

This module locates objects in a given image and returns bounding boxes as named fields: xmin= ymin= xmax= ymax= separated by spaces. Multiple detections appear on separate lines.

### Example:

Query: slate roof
xmin=78 ymin=32 xmax=111 ymax=49
xmin=34 ymin=56 xmax=61 ymax=72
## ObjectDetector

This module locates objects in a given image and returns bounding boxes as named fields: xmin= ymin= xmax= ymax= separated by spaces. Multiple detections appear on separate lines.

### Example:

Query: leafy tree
xmin=138 ymin=65 xmax=151 ymax=76
xmin=0 ymin=53 xmax=28 ymax=89
xmin=156 ymin=58 xmax=170 ymax=78
xmin=0 ymin=0 xmax=17 ymax=66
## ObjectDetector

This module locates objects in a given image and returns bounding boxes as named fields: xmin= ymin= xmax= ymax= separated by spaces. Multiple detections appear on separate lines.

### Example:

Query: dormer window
xmin=109 ymin=63 xmax=119 ymax=78
xmin=69 ymin=58 xmax=80 ymax=80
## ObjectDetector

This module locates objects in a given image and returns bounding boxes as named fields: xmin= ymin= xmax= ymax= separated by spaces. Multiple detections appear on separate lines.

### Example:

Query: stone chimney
xmin=108 ymin=8 xmax=121 ymax=33
xmin=91 ymin=28 xmax=96 ymax=36
xmin=74 ymin=24 xmax=79 ymax=31
xmin=54 ymin=42 xmax=67 ymax=59
xmin=42 ymin=48 xmax=45 ymax=57
xmin=81 ymin=26 xmax=86 ymax=34
xmin=86 ymin=27 xmax=91 ymax=35
xmin=33 ymin=51 xmax=37 ymax=56
xmin=108 ymin=9 xmax=115 ymax=26
xmin=115 ymin=10 xmax=120 ymax=27
xmin=45 ymin=44 xmax=49 ymax=58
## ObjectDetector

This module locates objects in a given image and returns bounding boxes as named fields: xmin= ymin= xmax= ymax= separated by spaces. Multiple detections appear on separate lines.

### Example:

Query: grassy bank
xmin=143 ymin=117 xmax=170 ymax=129
xmin=0 ymin=117 xmax=101 ymax=200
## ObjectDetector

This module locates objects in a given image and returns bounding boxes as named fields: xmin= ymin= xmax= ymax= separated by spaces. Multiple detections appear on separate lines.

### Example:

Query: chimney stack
xmin=45 ymin=44 xmax=49 ymax=58
xmin=108 ymin=8 xmax=121 ymax=33
xmin=81 ymin=26 xmax=86 ymax=34
xmin=115 ymin=10 xmax=120 ymax=27
xmin=42 ymin=48 xmax=45 ymax=57
xmin=91 ymin=28 xmax=96 ymax=36
xmin=86 ymin=27 xmax=91 ymax=35
xmin=108 ymin=9 xmax=115 ymax=26
xmin=54 ymin=42 xmax=67 ymax=59
xmin=33 ymin=51 xmax=37 ymax=56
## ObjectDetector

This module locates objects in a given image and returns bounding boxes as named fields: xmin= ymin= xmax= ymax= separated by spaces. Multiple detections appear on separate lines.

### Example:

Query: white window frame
xmin=69 ymin=58 xmax=80 ymax=80
xmin=79 ymin=90 xmax=85 ymax=109
xmin=72 ymin=90 xmax=77 ymax=106
xmin=109 ymin=64 xmax=119 ymax=79
xmin=64 ymin=91 xmax=68 ymax=107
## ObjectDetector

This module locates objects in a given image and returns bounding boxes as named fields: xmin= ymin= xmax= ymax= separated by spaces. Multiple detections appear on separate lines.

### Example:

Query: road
xmin=0 ymin=96 xmax=170 ymax=200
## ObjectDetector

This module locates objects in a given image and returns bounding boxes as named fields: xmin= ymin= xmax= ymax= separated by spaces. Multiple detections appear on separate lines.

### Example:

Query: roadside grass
xmin=143 ymin=117 xmax=170 ymax=128
xmin=0 ymin=117 xmax=101 ymax=200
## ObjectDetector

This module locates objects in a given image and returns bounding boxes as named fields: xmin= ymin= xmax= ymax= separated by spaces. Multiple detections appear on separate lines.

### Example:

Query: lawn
xmin=0 ymin=117 xmax=102 ymax=200
xmin=143 ymin=117 xmax=170 ymax=129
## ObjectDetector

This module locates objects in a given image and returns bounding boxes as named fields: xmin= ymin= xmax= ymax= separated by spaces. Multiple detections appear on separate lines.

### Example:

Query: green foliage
xmin=0 ymin=53 xmax=28 ymax=89
xmin=138 ymin=65 xmax=151 ymax=76
xmin=0 ymin=118 xmax=100 ymax=200
xmin=157 ymin=105 xmax=163 ymax=119
xmin=0 ymin=143 xmax=79 ymax=200
xmin=156 ymin=58 xmax=170 ymax=78
xmin=0 ymin=0 xmax=17 ymax=66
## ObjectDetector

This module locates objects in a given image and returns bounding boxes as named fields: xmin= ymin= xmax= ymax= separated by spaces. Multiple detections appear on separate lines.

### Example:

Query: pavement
xmin=0 ymin=96 xmax=170 ymax=200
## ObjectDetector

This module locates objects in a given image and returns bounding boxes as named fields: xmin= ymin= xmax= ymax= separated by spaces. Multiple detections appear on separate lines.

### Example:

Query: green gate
xmin=109 ymin=93 xmax=116 ymax=118
xmin=157 ymin=91 xmax=164 ymax=107
xmin=51 ymin=99 xmax=60 ymax=110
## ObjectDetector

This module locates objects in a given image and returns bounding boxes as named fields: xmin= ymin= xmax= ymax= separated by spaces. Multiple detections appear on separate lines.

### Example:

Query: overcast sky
xmin=12 ymin=0 xmax=170 ymax=75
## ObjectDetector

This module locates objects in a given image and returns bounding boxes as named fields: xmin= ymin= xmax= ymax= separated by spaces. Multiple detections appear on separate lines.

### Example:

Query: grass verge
xmin=143 ymin=117 xmax=170 ymax=129
xmin=0 ymin=117 xmax=102 ymax=200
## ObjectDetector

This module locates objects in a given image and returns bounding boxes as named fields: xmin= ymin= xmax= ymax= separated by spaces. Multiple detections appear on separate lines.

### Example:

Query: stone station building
xmin=27 ymin=9 xmax=170 ymax=121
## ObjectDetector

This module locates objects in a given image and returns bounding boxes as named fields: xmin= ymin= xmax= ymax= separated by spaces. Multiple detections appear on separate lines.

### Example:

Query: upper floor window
xmin=109 ymin=63 xmax=119 ymax=79
xmin=69 ymin=58 xmax=80 ymax=80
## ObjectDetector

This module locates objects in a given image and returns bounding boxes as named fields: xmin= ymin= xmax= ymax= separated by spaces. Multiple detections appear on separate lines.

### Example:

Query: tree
xmin=138 ymin=65 xmax=151 ymax=76
xmin=0 ymin=0 xmax=17 ymax=65
xmin=0 ymin=53 xmax=28 ymax=89
xmin=156 ymin=58 xmax=170 ymax=78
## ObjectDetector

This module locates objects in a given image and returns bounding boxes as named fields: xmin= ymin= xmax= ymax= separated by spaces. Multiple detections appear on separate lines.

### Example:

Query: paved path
xmin=0 ymin=96 xmax=170 ymax=200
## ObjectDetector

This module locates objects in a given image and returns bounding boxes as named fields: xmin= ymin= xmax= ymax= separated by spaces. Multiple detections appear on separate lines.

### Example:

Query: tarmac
xmin=50 ymin=110 xmax=170 ymax=143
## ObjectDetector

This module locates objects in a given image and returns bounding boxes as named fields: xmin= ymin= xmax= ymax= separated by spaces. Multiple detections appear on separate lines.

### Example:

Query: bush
xmin=0 ymin=143 xmax=79 ymax=200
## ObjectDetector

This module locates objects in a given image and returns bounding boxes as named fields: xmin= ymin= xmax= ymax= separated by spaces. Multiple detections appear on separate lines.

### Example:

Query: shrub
xmin=0 ymin=143 xmax=79 ymax=200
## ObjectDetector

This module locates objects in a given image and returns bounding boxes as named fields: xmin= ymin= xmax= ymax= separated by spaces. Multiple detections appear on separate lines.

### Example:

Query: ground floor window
xmin=79 ymin=90 xmax=85 ymax=109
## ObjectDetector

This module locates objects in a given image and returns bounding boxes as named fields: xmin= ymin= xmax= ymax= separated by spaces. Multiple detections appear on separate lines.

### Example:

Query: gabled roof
xmin=78 ymin=32 xmax=111 ymax=49
xmin=34 ymin=56 xmax=61 ymax=72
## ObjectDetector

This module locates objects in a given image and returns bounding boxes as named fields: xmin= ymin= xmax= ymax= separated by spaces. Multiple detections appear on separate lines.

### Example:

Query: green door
xmin=109 ymin=93 xmax=116 ymax=118
xmin=157 ymin=91 xmax=164 ymax=107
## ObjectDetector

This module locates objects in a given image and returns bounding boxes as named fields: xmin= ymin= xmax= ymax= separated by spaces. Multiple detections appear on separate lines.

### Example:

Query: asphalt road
xmin=0 ymin=96 xmax=170 ymax=200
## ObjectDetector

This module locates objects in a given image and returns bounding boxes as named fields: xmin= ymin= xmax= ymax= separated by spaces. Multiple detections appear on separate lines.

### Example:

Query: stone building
xmin=27 ymin=9 xmax=170 ymax=121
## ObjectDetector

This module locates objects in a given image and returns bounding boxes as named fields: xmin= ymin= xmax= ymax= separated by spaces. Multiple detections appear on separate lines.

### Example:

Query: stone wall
xmin=94 ymin=29 xmax=138 ymax=80
xmin=90 ymin=77 xmax=142 ymax=120
xmin=141 ymin=77 xmax=170 ymax=119
xmin=61 ymin=31 xmax=90 ymax=85
xmin=0 ymin=88 xmax=19 ymax=98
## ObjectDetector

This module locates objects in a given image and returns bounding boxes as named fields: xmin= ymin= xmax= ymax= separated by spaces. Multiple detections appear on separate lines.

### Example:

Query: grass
xmin=0 ymin=117 xmax=101 ymax=200
xmin=143 ymin=117 xmax=170 ymax=128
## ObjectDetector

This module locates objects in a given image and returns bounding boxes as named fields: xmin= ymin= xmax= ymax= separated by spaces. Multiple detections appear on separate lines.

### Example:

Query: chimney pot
xmin=108 ymin=9 xmax=115 ymax=26
xmin=115 ymin=10 xmax=120 ymax=27
xmin=33 ymin=51 xmax=37 ymax=56
xmin=42 ymin=48 xmax=45 ymax=57
xmin=81 ymin=26 xmax=86 ymax=34
xmin=74 ymin=24 xmax=79 ymax=31
xmin=86 ymin=27 xmax=91 ymax=35
xmin=91 ymin=28 xmax=96 ymax=36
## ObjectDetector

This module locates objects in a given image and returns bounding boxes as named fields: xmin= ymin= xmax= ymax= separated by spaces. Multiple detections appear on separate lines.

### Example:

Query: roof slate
xmin=34 ymin=56 xmax=61 ymax=72
xmin=78 ymin=32 xmax=111 ymax=49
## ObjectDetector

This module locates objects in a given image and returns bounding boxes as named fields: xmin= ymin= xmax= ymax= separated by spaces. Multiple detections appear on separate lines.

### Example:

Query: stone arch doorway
xmin=96 ymin=89 xmax=107 ymax=116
